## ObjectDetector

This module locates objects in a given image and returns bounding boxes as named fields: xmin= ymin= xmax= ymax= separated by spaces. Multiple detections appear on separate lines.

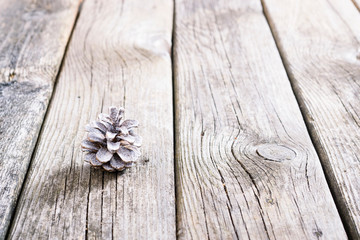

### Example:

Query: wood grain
xmin=262 ymin=0 xmax=360 ymax=238
xmin=352 ymin=0 xmax=360 ymax=11
xmin=7 ymin=0 xmax=175 ymax=239
xmin=173 ymin=0 xmax=347 ymax=239
xmin=0 ymin=0 xmax=79 ymax=238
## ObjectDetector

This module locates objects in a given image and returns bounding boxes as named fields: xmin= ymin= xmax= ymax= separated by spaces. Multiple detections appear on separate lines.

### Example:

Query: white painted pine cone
xmin=81 ymin=106 xmax=142 ymax=172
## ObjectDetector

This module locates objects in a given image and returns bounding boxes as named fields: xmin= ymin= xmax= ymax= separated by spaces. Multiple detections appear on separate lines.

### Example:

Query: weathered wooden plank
xmin=7 ymin=0 xmax=175 ymax=239
xmin=173 ymin=0 xmax=347 ymax=239
xmin=262 ymin=0 xmax=360 ymax=238
xmin=0 ymin=0 xmax=80 ymax=238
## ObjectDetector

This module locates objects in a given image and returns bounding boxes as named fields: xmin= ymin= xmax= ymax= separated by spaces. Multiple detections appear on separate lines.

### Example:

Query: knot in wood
xmin=256 ymin=144 xmax=296 ymax=162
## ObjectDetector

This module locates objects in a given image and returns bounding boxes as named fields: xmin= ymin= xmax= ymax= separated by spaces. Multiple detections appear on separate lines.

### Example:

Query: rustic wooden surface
xmin=0 ymin=0 xmax=79 ymax=238
xmin=7 ymin=0 xmax=175 ymax=239
xmin=173 ymin=0 xmax=347 ymax=239
xmin=2 ymin=0 xmax=360 ymax=239
xmin=262 ymin=0 xmax=360 ymax=238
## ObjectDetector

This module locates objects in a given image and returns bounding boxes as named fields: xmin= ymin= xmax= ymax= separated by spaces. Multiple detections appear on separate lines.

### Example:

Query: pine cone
xmin=81 ymin=106 xmax=142 ymax=172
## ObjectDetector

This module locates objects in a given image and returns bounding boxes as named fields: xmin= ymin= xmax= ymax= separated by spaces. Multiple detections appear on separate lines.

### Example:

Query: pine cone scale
xmin=81 ymin=140 xmax=100 ymax=152
xmin=102 ymin=163 xmax=116 ymax=172
xmin=109 ymin=107 xmax=117 ymax=120
xmin=119 ymin=135 xmax=135 ymax=143
xmin=96 ymin=147 xmax=113 ymax=163
xmin=84 ymin=153 xmax=94 ymax=163
xmin=87 ymin=153 xmax=103 ymax=167
xmin=121 ymin=119 xmax=139 ymax=129
xmin=117 ymin=146 xmax=139 ymax=163
xmin=133 ymin=136 xmax=142 ymax=147
xmin=106 ymin=131 xmax=117 ymax=141
xmin=107 ymin=141 xmax=121 ymax=152
xmin=110 ymin=155 xmax=125 ymax=171
xmin=119 ymin=126 xmax=128 ymax=135
xmin=94 ymin=122 xmax=107 ymax=133
xmin=88 ymin=130 xmax=105 ymax=142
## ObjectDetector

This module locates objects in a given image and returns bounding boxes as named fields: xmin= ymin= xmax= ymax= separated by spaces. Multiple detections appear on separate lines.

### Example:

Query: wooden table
xmin=0 ymin=0 xmax=359 ymax=239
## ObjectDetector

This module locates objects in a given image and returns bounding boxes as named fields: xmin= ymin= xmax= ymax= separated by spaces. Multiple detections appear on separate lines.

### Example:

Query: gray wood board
xmin=262 ymin=0 xmax=360 ymax=238
xmin=0 ymin=0 xmax=80 ymax=238
xmin=173 ymin=0 xmax=347 ymax=239
xmin=7 ymin=0 xmax=175 ymax=239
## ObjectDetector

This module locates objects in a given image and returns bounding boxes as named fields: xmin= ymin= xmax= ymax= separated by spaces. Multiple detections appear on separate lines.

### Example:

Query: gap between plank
xmin=259 ymin=0 xmax=351 ymax=238
xmin=351 ymin=0 xmax=360 ymax=12
xmin=170 ymin=0 xmax=178 ymax=238
xmin=4 ymin=3 xmax=84 ymax=239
